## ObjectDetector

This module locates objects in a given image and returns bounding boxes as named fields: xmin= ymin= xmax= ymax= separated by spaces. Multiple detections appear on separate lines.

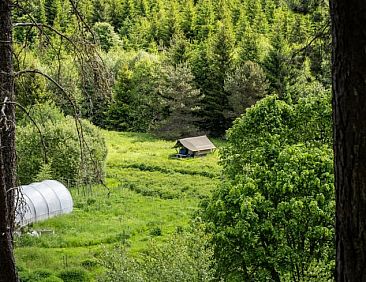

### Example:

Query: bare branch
xmin=67 ymin=0 xmax=96 ymax=43
xmin=13 ymin=23 xmax=81 ymax=47
xmin=291 ymin=21 xmax=331 ymax=59
xmin=14 ymin=69 xmax=78 ymax=112
xmin=13 ymin=69 xmax=109 ymax=194
xmin=10 ymin=101 xmax=48 ymax=164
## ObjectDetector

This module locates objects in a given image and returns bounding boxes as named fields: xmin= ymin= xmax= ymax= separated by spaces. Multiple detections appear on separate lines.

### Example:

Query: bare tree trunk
xmin=330 ymin=0 xmax=366 ymax=281
xmin=0 ymin=0 xmax=18 ymax=281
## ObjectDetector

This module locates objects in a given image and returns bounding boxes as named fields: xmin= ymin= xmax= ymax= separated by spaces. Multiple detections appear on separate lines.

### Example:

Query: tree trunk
xmin=0 ymin=0 xmax=18 ymax=281
xmin=330 ymin=0 xmax=366 ymax=281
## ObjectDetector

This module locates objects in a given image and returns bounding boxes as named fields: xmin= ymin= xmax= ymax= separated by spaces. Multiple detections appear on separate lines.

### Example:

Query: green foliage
xmin=77 ymin=53 xmax=113 ymax=128
xmin=44 ymin=0 xmax=61 ymax=26
xmin=221 ymin=93 xmax=332 ymax=180
xmin=106 ymin=51 xmax=162 ymax=132
xmin=57 ymin=268 xmax=90 ymax=282
xmin=202 ymin=145 xmax=334 ymax=281
xmin=93 ymin=22 xmax=121 ymax=52
xmin=14 ymin=51 xmax=51 ymax=110
xmin=16 ymin=131 xmax=220 ymax=280
xmin=34 ymin=162 xmax=54 ymax=182
xmin=98 ymin=229 xmax=215 ymax=282
xmin=14 ymin=0 xmax=331 ymax=135
xmin=150 ymin=63 xmax=203 ymax=140
xmin=199 ymin=20 xmax=235 ymax=136
xmin=224 ymin=61 xmax=269 ymax=120
xmin=16 ymin=103 xmax=107 ymax=184
xmin=200 ymin=92 xmax=334 ymax=281
xmin=13 ymin=1 xmax=335 ymax=281
xmin=263 ymin=32 xmax=292 ymax=96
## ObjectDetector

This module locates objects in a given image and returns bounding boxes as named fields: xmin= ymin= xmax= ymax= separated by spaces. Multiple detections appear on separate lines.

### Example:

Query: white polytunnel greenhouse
xmin=15 ymin=180 xmax=73 ymax=227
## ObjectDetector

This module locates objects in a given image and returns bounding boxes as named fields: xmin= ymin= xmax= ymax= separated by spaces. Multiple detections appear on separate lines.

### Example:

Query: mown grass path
xmin=15 ymin=131 xmax=221 ymax=280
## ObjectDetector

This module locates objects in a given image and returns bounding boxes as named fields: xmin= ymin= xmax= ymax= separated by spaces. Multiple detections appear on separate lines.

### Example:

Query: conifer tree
xmin=200 ymin=20 xmax=235 ymax=136
xmin=194 ymin=0 xmax=215 ymax=40
xmin=92 ymin=0 xmax=108 ymax=23
xmin=237 ymin=26 xmax=260 ymax=63
xmin=167 ymin=32 xmax=190 ymax=66
xmin=263 ymin=32 xmax=291 ymax=96
xmin=106 ymin=0 xmax=124 ymax=30
xmin=152 ymin=64 xmax=203 ymax=139
xmin=138 ymin=0 xmax=151 ymax=17
xmin=224 ymin=61 xmax=269 ymax=119
xmin=36 ymin=0 xmax=47 ymax=24
xmin=44 ymin=0 xmax=61 ymax=26
xmin=181 ymin=0 xmax=196 ymax=39
xmin=234 ymin=6 xmax=248 ymax=41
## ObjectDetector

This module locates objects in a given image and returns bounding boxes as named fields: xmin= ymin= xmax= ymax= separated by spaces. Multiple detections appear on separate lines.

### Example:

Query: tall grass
xmin=15 ymin=131 xmax=221 ymax=281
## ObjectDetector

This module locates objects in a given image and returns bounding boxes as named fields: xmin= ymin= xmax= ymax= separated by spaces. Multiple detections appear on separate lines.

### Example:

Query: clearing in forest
xmin=15 ymin=131 xmax=221 ymax=280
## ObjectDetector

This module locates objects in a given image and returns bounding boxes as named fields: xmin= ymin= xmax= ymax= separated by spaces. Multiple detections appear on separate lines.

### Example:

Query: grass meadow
xmin=15 ymin=131 xmax=221 ymax=281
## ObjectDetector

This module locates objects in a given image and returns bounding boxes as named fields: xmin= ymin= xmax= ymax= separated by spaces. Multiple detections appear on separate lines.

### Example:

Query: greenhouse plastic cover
xmin=16 ymin=180 xmax=73 ymax=226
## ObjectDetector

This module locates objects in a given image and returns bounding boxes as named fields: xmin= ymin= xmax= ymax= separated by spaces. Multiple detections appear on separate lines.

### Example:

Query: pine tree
xmin=107 ymin=0 xmax=124 ymax=30
xmin=224 ymin=61 xmax=269 ymax=119
xmin=234 ymin=6 xmax=248 ymax=41
xmin=152 ymin=64 xmax=203 ymax=139
xmin=194 ymin=0 xmax=215 ymax=40
xmin=44 ymin=0 xmax=61 ymax=26
xmin=200 ymin=20 xmax=235 ymax=136
xmin=167 ymin=32 xmax=190 ymax=66
xmin=263 ymin=32 xmax=291 ymax=96
xmin=237 ymin=26 xmax=260 ymax=63
xmin=92 ymin=0 xmax=107 ymax=23
xmin=181 ymin=0 xmax=196 ymax=39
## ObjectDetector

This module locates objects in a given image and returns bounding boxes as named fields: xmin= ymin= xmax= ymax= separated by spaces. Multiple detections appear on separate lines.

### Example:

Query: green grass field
xmin=15 ymin=131 xmax=221 ymax=281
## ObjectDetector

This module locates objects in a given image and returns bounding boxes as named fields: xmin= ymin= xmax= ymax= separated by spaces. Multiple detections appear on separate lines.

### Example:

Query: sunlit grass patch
xmin=15 ymin=131 xmax=221 ymax=280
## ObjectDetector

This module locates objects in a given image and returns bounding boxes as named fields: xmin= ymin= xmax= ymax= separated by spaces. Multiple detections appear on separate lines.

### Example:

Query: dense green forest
xmin=14 ymin=0 xmax=330 ymax=137
xmin=12 ymin=0 xmax=335 ymax=281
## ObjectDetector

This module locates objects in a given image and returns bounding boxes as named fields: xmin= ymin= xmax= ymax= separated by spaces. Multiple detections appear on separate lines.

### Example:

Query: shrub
xmin=81 ymin=259 xmax=98 ymax=269
xmin=18 ymin=268 xmax=58 ymax=282
xmin=17 ymin=103 xmax=107 ymax=185
xmin=98 ymin=228 xmax=215 ymax=282
xmin=57 ymin=268 xmax=89 ymax=282
xmin=149 ymin=226 xmax=162 ymax=237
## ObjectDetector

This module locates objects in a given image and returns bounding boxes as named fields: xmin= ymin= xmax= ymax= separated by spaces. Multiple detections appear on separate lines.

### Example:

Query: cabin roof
xmin=175 ymin=135 xmax=216 ymax=152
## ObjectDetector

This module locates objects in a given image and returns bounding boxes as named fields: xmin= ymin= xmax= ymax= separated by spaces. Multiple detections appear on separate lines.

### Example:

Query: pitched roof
xmin=175 ymin=135 xmax=216 ymax=152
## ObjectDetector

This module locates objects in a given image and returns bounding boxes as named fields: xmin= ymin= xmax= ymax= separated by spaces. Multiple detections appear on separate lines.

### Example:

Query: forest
xmin=3 ymin=0 xmax=337 ymax=281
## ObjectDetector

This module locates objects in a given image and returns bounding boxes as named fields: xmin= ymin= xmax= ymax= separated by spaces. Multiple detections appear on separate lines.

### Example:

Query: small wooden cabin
xmin=174 ymin=135 xmax=216 ymax=157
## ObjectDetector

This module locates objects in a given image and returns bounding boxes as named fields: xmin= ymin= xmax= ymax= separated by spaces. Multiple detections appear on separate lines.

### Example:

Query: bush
xmin=149 ymin=226 xmax=162 ymax=236
xmin=98 ymin=228 xmax=215 ymax=282
xmin=17 ymin=103 xmax=107 ymax=185
xmin=57 ymin=268 xmax=89 ymax=282
xmin=18 ymin=268 xmax=59 ymax=282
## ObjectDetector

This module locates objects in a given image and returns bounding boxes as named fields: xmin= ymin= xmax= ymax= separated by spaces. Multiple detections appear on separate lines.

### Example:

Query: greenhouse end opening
xmin=15 ymin=180 xmax=73 ymax=227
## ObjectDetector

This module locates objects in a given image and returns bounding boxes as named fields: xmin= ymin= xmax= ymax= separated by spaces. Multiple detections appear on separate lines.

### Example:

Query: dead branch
xmin=9 ymin=101 xmax=48 ymax=164
xmin=14 ymin=69 xmax=78 ymax=111
xmin=13 ymin=23 xmax=81 ymax=47
xmin=291 ymin=20 xmax=331 ymax=59
xmin=67 ymin=0 xmax=96 ymax=43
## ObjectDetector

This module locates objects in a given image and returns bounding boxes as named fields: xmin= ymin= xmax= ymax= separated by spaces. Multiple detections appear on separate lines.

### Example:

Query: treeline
xmin=13 ymin=0 xmax=330 ymax=137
